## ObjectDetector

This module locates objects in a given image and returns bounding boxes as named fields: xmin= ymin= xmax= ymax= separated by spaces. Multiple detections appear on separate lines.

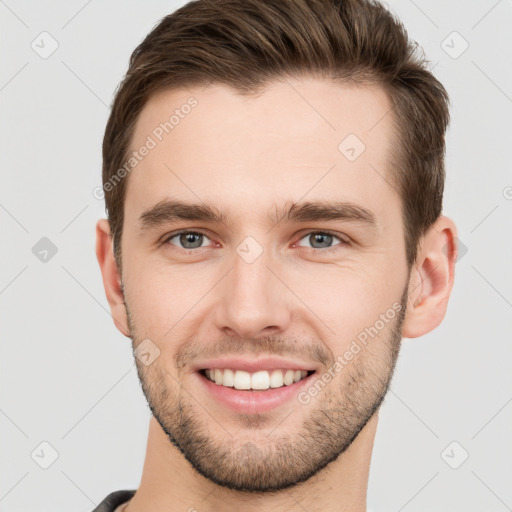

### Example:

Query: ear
xmin=402 ymin=215 xmax=458 ymax=338
xmin=95 ymin=218 xmax=130 ymax=337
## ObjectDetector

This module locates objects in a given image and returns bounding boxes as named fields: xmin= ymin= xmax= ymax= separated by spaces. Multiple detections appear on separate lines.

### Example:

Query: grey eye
xmin=168 ymin=232 xmax=210 ymax=249
xmin=297 ymin=232 xmax=342 ymax=249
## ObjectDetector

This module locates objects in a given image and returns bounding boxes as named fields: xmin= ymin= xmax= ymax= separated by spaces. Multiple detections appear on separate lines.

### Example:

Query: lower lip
xmin=195 ymin=371 xmax=315 ymax=414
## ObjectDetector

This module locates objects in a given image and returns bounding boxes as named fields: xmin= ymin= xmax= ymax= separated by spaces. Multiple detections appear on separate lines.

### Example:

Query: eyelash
xmin=162 ymin=229 xmax=349 ymax=255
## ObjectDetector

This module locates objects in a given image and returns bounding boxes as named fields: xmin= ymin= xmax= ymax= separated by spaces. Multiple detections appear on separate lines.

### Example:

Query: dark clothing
xmin=91 ymin=490 xmax=136 ymax=512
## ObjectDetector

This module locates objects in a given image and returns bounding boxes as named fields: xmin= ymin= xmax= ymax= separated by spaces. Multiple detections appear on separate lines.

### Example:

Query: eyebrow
xmin=137 ymin=198 xmax=377 ymax=232
xmin=273 ymin=200 xmax=377 ymax=227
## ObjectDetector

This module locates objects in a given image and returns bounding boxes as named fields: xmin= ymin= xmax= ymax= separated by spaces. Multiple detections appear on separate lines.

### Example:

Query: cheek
xmin=288 ymin=262 xmax=401 ymax=334
xmin=126 ymin=262 xmax=216 ymax=332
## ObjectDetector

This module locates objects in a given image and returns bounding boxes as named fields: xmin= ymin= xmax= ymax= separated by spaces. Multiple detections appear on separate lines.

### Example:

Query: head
xmin=96 ymin=0 xmax=457 ymax=493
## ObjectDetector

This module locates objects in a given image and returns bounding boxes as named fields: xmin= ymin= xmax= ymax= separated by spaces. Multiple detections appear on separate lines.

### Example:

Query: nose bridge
xmin=214 ymin=238 xmax=291 ymax=338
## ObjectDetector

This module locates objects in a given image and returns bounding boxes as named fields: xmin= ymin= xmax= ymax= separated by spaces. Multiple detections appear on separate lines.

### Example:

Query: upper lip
xmin=192 ymin=356 xmax=318 ymax=373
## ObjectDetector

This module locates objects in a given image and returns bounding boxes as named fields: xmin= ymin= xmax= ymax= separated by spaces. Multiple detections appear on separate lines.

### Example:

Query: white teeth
xmin=251 ymin=370 xmax=270 ymax=389
xmin=233 ymin=370 xmax=251 ymax=390
xmin=222 ymin=368 xmax=235 ymax=387
xmin=269 ymin=369 xmax=284 ymax=388
xmin=203 ymin=368 xmax=311 ymax=390
xmin=283 ymin=369 xmax=294 ymax=385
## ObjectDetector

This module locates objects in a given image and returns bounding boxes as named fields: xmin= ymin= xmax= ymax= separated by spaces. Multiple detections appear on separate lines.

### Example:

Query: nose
xmin=213 ymin=247 xmax=292 ymax=340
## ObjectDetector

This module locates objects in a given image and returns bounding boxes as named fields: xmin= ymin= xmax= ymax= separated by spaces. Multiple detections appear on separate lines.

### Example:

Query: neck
xmin=125 ymin=412 xmax=378 ymax=512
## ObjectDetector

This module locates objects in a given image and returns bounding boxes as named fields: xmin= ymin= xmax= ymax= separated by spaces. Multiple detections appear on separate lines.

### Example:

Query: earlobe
xmin=402 ymin=215 xmax=458 ymax=339
xmin=95 ymin=219 xmax=131 ymax=337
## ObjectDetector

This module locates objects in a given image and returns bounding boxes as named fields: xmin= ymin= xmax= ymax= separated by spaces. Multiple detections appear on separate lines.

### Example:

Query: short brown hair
xmin=102 ymin=0 xmax=450 ymax=271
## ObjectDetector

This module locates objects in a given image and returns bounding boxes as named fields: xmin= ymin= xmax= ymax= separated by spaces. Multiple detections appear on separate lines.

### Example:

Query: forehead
xmin=125 ymin=77 xmax=399 ymax=227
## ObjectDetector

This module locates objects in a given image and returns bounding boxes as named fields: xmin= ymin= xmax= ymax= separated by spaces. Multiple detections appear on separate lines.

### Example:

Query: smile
xmin=200 ymin=368 xmax=314 ymax=390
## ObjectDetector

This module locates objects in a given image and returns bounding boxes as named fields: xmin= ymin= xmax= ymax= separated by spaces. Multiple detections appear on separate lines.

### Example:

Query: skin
xmin=96 ymin=77 xmax=457 ymax=512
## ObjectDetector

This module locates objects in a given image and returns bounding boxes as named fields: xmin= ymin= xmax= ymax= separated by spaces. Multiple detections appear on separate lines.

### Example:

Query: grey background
xmin=1 ymin=1 xmax=511 ymax=511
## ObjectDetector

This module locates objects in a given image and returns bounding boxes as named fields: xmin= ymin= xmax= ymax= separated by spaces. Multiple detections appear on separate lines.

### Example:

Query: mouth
xmin=195 ymin=367 xmax=317 ymax=413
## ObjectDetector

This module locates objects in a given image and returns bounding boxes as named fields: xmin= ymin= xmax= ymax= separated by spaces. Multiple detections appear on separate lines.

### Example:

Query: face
xmin=119 ymin=77 xmax=411 ymax=492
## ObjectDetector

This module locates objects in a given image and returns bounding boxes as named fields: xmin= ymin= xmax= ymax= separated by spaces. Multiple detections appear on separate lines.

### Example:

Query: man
xmin=94 ymin=0 xmax=458 ymax=510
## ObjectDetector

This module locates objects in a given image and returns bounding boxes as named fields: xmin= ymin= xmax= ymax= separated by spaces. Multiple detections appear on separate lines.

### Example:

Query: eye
xmin=163 ymin=230 xmax=214 ymax=250
xmin=294 ymin=231 xmax=348 ymax=252
xmin=161 ymin=229 xmax=348 ymax=254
